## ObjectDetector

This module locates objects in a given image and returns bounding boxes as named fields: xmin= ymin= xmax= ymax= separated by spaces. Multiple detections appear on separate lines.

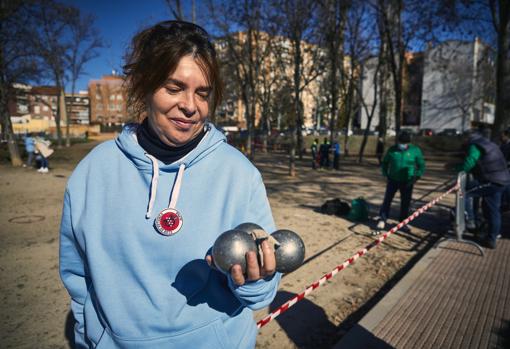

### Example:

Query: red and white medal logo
xmin=155 ymin=208 xmax=183 ymax=236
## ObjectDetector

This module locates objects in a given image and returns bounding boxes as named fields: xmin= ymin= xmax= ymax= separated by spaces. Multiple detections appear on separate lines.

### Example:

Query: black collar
xmin=136 ymin=118 xmax=206 ymax=165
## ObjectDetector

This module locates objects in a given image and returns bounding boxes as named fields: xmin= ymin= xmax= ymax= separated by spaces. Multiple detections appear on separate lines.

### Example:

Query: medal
xmin=155 ymin=208 xmax=183 ymax=236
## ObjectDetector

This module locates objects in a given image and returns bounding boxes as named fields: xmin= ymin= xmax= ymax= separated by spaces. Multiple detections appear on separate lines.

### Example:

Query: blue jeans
xmin=465 ymin=181 xmax=504 ymax=242
xmin=36 ymin=155 xmax=48 ymax=168
xmin=379 ymin=180 xmax=414 ymax=222
xmin=502 ymin=184 xmax=510 ymax=207
xmin=26 ymin=151 xmax=34 ymax=167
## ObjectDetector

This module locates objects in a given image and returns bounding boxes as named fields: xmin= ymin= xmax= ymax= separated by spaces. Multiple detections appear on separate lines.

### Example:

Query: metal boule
xmin=235 ymin=222 xmax=263 ymax=234
xmin=212 ymin=229 xmax=258 ymax=274
xmin=271 ymin=229 xmax=305 ymax=273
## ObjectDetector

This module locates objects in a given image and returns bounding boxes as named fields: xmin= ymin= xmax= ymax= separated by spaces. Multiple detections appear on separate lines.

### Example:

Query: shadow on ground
xmin=269 ymin=290 xmax=337 ymax=349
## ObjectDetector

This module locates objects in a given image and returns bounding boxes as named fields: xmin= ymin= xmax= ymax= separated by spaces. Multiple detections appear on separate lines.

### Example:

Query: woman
xmin=34 ymin=135 xmax=53 ymax=173
xmin=60 ymin=21 xmax=280 ymax=349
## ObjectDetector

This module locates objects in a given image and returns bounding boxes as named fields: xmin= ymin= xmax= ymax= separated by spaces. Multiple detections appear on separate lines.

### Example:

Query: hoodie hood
xmin=115 ymin=122 xmax=227 ymax=221
xmin=115 ymin=122 xmax=227 ymax=173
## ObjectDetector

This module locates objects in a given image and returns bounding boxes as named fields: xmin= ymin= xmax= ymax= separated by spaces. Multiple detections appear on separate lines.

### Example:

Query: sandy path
xmin=0 ymin=141 xmax=457 ymax=349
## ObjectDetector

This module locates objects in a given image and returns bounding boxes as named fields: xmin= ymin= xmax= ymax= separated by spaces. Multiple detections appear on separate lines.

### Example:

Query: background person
xmin=376 ymin=136 xmax=384 ymax=165
xmin=333 ymin=140 xmax=341 ymax=170
xmin=23 ymin=132 xmax=35 ymax=168
xmin=319 ymin=137 xmax=330 ymax=169
xmin=311 ymin=138 xmax=319 ymax=169
xmin=459 ymin=129 xmax=510 ymax=249
xmin=59 ymin=21 xmax=280 ymax=349
xmin=499 ymin=128 xmax=510 ymax=210
xmin=34 ymin=135 xmax=53 ymax=173
xmin=377 ymin=131 xmax=425 ymax=232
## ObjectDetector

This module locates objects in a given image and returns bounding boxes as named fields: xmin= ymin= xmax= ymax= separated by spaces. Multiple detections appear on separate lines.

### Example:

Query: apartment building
xmin=421 ymin=38 xmax=495 ymax=133
xmin=359 ymin=38 xmax=495 ymax=134
xmin=65 ymin=91 xmax=90 ymax=125
xmin=214 ymin=31 xmax=326 ymax=131
xmin=88 ymin=74 xmax=128 ymax=125
xmin=8 ymin=84 xmax=60 ymax=133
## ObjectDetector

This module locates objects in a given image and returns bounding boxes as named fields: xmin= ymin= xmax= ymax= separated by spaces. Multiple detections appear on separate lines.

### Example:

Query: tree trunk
xmin=66 ymin=82 xmax=76 ymax=147
xmin=55 ymin=87 xmax=67 ymax=148
xmin=0 ymin=84 xmax=22 ymax=166
xmin=289 ymin=130 xmax=296 ymax=177
xmin=491 ymin=0 xmax=510 ymax=139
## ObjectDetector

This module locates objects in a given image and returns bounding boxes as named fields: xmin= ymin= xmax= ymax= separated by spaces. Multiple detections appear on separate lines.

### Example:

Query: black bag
xmin=320 ymin=198 xmax=351 ymax=216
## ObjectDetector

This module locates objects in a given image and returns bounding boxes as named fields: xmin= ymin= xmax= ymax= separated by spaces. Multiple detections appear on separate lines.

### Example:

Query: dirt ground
xmin=0 ymin=139 xmax=458 ymax=349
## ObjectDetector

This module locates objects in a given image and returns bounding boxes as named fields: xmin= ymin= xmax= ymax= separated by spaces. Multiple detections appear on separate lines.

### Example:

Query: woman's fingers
xmin=260 ymin=240 xmax=276 ymax=276
xmin=224 ymin=240 xmax=277 ymax=286
xmin=245 ymin=250 xmax=261 ymax=281
xmin=231 ymin=264 xmax=245 ymax=285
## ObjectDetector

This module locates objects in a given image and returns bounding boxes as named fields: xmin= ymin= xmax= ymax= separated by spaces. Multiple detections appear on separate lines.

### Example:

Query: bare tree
xmin=0 ymin=1 xmax=41 ymax=166
xmin=274 ymin=0 xmax=325 ymax=176
xmin=29 ymin=0 xmax=75 ymax=147
xmin=318 ymin=0 xmax=349 ymax=146
xmin=165 ymin=0 xmax=184 ymax=20
xmin=358 ymin=59 xmax=381 ymax=162
xmin=488 ymin=0 xmax=510 ymax=136
xmin=431 ymin=0 xmax=508 ymax=137
xmin=373 ymin=0 xmax=443 ymax=136
xmin=207 ymin=0 xmax=273 ymax=159
xmin=165 ymin=0 xmax=196 ymax=23
xmin=65 ymin=11 xmax=103 ymax=147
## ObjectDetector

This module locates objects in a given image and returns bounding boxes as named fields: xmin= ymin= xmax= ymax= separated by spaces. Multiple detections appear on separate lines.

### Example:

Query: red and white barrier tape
xmin=257 ymin=183 xmax=459 ymax=329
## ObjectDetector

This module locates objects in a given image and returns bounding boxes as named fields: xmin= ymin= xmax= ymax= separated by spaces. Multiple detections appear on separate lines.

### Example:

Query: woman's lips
xmin=171 ymin=118 xmax=196 ymax=130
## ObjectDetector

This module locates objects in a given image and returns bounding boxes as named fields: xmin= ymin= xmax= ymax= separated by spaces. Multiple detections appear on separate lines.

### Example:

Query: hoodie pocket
xmin=96 ymin=319 xmax=234 ymax=349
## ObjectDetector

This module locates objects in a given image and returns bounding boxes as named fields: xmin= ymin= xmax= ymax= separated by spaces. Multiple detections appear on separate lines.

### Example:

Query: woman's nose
xmin=178 ymin=92 xmax=196 ymax=117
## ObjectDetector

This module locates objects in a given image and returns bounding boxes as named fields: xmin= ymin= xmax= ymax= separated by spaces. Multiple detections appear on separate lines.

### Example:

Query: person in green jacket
xmin=377 ymin=131 xmax=425 ymax=232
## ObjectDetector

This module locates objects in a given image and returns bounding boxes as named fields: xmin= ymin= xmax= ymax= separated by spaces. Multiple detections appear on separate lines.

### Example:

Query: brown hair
xmin=123 ymin=20 xmax=223 ymax=120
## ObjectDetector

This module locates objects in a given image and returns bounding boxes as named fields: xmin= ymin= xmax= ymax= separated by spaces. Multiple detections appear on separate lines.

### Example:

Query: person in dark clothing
xmin=499 ymin=128 xmax=510 ymax=210
xmin=319 ymin=138 xmax=330 ymax=169
xmin=376 ymin=137 xmax=384 ymax=165
xmin=459 ymin=130 xmax=510 ymax=249
xmin=311 ymin=138 xmax=319 ymax=169
xmin=377 ymin=131 xmax=425 ymax=233
xmin=333 ymin=141 xmax=341 ymax=170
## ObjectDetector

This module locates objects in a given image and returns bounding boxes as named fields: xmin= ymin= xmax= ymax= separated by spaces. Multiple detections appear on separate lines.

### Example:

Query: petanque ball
xmin=235 ymin=222 xmax=264 ymax=234
xmin=212 ymin=229 xmax=258 ymax=274
xmin=271 ymin=229 xmax=305 ymax=273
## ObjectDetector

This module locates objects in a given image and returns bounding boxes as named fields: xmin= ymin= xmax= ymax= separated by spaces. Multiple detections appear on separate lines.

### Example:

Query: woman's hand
xmin=206 ymin=239 xmax=276 ymax=286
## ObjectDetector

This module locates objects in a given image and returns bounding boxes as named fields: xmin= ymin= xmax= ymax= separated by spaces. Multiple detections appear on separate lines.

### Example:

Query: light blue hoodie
xmin=60 ymin=123 xmax=281 ymax=349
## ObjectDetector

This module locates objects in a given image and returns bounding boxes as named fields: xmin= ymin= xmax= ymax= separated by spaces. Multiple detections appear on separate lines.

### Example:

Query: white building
xmin=358 ymin=56 xmax=396 ymax=134
xmin=358 ymin=38 xmax=495 ymax=134
xmin=420 ymin=39 xmax=495 ymax=133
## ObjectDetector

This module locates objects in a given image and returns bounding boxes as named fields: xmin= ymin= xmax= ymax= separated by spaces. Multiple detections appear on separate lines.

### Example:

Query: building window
xmin=110 ymin=95 xmax=115 ymax=100
xmin=34 ymin=105 xmax=40 ymax=114
xmin=43 ymin=105 xmax=49 ymax=111
xmin=97 ymin=103 xmax=103 ymax=110
xmin=117 ymin=94 xmax=123 ymax=100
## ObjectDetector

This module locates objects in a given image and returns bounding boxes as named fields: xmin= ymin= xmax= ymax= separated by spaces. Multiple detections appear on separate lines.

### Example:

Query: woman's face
xmin=147 ymin=55 xmax=211 ymax=146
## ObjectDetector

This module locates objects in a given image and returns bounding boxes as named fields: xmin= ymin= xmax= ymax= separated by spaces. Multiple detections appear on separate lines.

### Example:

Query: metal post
xmin=436 ymin=172 xmax=484 ymax=255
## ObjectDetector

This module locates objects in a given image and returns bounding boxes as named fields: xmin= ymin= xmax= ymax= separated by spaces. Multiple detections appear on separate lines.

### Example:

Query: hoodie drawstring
xmin=145 ymin=154 xmax=186 ymax=219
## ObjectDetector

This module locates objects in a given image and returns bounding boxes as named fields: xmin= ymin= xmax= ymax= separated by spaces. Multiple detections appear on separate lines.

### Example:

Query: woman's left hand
xmin=206 ymin=239 xmax=276 ymax=286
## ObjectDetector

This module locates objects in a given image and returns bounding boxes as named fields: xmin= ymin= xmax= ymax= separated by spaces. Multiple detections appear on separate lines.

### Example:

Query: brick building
xmin=8 ymin=84 xmax=59 ymax=125
xmin=88 ymin=74 xmax=128 ymax=125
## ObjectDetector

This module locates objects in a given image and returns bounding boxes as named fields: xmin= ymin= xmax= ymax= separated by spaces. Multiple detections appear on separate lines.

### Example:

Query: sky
xmin=61 ymin=0 xmax=192 ymax=92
